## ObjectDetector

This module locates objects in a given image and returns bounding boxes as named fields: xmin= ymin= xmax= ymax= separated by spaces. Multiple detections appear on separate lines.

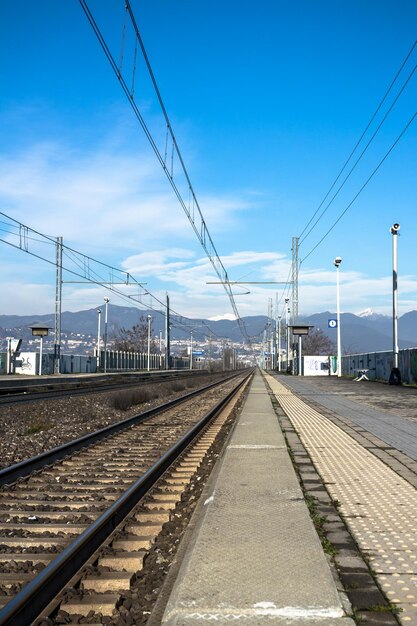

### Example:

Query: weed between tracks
xmin=24 ymin=417 xmax=53 ymax=435
xmin=111 ymin=381 xmax=191 ymax=411
xmin=111 ymin=388 xmax=153 ymax=411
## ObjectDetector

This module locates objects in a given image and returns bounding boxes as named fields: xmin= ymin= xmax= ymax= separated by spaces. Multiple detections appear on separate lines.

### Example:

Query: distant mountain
xmin=1 ymin=306 xmax=416 ymax=353
xmin=300 ymin=311 xmax=417 ymax=353
xmin=357 ymin=308 xmax=389 ymax=321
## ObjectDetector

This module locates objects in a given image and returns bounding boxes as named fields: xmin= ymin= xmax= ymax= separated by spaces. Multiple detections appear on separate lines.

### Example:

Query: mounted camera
xmin=390 ymin=223 xmax=400 ymax=234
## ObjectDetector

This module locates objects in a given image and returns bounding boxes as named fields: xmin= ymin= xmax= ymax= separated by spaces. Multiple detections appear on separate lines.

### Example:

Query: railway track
xmin=0 ymin=369 xmax=252 ymax=625
xmin=0 ymin=370 xmax=214 ymax=406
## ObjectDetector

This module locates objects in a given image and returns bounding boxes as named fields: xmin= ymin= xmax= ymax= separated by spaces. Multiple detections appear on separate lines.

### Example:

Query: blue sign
xmin=192 ymin=350 xmax=204 ymax=356
xmin=328 ymin=319 xmax=337 ymax=329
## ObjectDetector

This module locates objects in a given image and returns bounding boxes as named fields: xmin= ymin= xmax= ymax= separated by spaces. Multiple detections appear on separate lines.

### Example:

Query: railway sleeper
xmin=82 ymin=570 xmax=136 ymax=593
xmin=0 ymin=498 xmax=110 ymax=509
xmin=0 ymin=552 xmax=54 ymax=564
xmin=111 ymin=535 xmax=154 ymax=551
xmin=60 ymin=593 xmax=122 ymax=618
xmin=0 ymin=509 xmax=100 ymax=520
xmin=0 ymin=522 xmax=88 ymax=534
xmin=99 ymin=550 xmax=147 ymax=572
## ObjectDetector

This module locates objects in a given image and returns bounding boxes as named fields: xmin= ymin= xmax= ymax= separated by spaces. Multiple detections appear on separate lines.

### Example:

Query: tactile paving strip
xmin=266 ymin=374 xmax=417 ymax=625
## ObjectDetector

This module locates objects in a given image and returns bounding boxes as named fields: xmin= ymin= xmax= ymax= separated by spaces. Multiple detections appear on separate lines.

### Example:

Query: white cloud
xmin=0 ymin=139 xmax=257 ymax=255
xmin=122 ymin=248 xmax=195 ymax=276
xmin=1 ymin=131 xmax=417 ymax=321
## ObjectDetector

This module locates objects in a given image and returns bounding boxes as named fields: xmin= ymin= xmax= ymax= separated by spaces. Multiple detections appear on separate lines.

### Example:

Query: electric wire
xmin=300 ymin=110 xmax=417 ymax=264
xmin=299 ymin=57 xmax=417 ymax=246
xmin=298 ymin=39 xmax=417 ymax=243
xmin=0 ymin=215 xmax=224 ymax=341
xmin=78 ymin=0 xmax=250 ymax=343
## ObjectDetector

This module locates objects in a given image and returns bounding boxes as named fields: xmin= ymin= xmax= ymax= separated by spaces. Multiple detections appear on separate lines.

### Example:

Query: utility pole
xmin=291 ymin=236 xmax=299 ymax=323
xmin=103 ymin=297 xmax=110 ymax=373
xmin=334 ymin=257 xmax=342 ymax=377
xmin=165 ymin=293 xmax=170 ymax=370
xmin=285 ymin=298 xmax=290 ymax=372
xmin=268 ymin=298 xmax=274 ymax=370
xmin=97 ymin=308 xmax=102 ymax=370
xmin=390 ymin=223 xmax=401 ymax=384
xmin=278 ymin=315 xmax=282 ymax=371
xmin=208 ymin=332 xmax=212 ymax=372
xmin=54 ymin=236 xmax=63 ymax=374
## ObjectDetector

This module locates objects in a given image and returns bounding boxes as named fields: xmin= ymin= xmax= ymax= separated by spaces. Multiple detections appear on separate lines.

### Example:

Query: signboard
xmin=9 ymin=339 xmax=22 ymax=353
xmin=192 ymin=350 xmax=204 ymax=356
xmin=15 ymin=352 xmax=37 ymax=375
xmin=290 ymin=325 xmax=313 ymax=335
xmin=328 ymin=319 xmax=337 ymax=328
xmin=304 ymin=356 xmax=336 ymax=376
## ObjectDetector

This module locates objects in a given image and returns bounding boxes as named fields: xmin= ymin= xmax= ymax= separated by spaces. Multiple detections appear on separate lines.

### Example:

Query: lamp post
xmin=190 ymin=330 xmax=194 ymax=370
xmin=103 ymin=297 xmax=110 ymax=373
xmin=334 ymin=257 xmax=342 ymax=377
xmin=390 ymin=223 xmax=401 ymax=384
xmin=97 ymin=308 xmax=102 ymax=370
xmin=285 ymin=298 xmax=290 ymax=372
xmin=30 ymin=325 xmax=50 ymax=375
xmin=278 ymin=315 xmax=282 ymax=372
xmin=289 ymin=325 xmax=313 ymax=377
xmin=147 ymin=314 xmax=152 ymax=372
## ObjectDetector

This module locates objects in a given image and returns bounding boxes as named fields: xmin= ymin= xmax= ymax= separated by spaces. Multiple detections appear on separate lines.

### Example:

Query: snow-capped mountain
xmin=356 ymin=308 xmax=388 ymax=321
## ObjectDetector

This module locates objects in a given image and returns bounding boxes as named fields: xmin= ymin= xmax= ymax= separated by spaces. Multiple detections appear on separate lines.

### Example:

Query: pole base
xmin=389 ymin=367 xmax=402 ymax=385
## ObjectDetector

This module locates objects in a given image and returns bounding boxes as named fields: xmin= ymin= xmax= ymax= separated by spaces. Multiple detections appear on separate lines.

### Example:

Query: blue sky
xmin=0 ymin=0 xmax=416 ymax=324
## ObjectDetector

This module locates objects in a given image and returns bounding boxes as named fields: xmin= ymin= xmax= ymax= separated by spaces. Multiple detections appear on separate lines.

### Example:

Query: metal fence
xmin=0 ymin=350 xmax=191 ymax=375
xmin=342 ymin=347 xmax=417 ymax=384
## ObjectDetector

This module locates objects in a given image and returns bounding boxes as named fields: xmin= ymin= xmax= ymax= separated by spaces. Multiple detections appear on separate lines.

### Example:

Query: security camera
xmin=103 ymin=296 xmax=110 ymax=303
xmin=333 ymin=257 xmax=342 ymax=267
xmin=390 ymin=223 xmax=400 ymax=234
xmin=285 ymin=297 xmax=289 ymax=303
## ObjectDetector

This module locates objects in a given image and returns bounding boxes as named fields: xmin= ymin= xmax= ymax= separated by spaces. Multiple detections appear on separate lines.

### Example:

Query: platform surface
xmin=281 ymin=374 xmax=417 ymax=460
xmin=161 ymin=371 xmax=353 ymax=625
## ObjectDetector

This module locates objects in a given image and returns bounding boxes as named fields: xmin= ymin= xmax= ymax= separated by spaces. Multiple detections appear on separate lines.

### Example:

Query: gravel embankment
xmin=0 ymin=375 xmax=222 ymax=470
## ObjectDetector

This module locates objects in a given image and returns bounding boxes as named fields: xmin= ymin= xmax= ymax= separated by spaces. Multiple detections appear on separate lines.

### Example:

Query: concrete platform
xmin=161 ymin=371 xmax=354 ymax=625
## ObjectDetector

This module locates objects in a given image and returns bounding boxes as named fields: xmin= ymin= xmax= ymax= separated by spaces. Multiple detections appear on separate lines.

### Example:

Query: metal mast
xmin=165 ymin=293 xmax=170 ymax=369
xmin=291 ymin=236 xmax=299 ymax=322
xmin=54 ymin=237 xmax=63 ymax=374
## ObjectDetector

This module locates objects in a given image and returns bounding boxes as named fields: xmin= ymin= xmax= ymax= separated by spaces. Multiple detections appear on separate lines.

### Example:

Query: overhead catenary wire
xmin=0 ymin=211 xmax=224 ymax=341
xmin=300 ymin=110 xmax=417 ymax=264
xmin=78 ymin=0 xmax=251 ymax=344
xmin=298 ymin=39 xmax=417 ymax=244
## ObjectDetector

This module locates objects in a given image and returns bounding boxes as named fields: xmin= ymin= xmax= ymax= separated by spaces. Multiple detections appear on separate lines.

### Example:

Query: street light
xmin=96 ymin=308 xmax=102 ymax=370
xmin=103 ymin=297 xmax=110 ymax=374
xmin=30 ymin=325 xmax=50 ymax=375
xmin=334 ymin=257 xmax=342 ymax=377
xmin=390 ymin=223 xmax=401 ymax=384
xmin=147 ymin=314 xmax=152 ymax=372
xmin=190 ymin=330 xmax=194 ymax=370
xmin=278 ymin=314 xmax=282 ymax=372
xmin=285 ymin=298 xmax=290 ymax=372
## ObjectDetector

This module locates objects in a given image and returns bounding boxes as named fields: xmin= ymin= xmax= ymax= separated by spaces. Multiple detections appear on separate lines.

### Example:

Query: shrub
xmin=169 ymin=381 xmax=186 ymax=393
xmin=112 ymin=388 xmax=152 ymax=411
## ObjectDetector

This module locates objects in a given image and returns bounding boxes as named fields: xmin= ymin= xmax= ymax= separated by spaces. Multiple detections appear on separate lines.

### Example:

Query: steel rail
xmin=0 ymin=370 xmax=210 ymax=402
xmin=0 ymin=370 xmax=252 ymax=626
xmin=0 ymin=370 xmax=247 ymax=486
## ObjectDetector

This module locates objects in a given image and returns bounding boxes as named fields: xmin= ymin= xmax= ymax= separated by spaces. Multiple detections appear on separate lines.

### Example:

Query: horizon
xmin=0 ymin=303 xmax=415 ymax=323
